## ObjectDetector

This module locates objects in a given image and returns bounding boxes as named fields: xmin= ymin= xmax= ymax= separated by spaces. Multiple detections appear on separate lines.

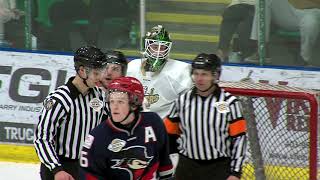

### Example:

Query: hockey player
xmin=127 ymin=25 xmax=192 ymax=171
xmin=127 ymin=25 xmax=192 ymax=119
xmin=79 ymin=76 xmax=174 ymax=180
xmin=97 ymin=50 xmax=128 ymax=121
xmin=98 ymin=50 xmax=128 ymax=91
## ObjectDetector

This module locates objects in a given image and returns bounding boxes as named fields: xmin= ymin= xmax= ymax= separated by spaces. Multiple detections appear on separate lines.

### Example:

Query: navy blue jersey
xmin=80 ymin=112 xmax=174 ymax=180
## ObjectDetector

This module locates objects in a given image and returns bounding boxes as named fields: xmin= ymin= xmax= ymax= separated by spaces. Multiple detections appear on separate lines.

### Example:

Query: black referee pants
xmin=218 ymin=4 xmax=256 ymax=58
xmin=175 ymin=155 xmax=231 ymax=180
xmin=40 ymin=157 xmax=79 ymax=180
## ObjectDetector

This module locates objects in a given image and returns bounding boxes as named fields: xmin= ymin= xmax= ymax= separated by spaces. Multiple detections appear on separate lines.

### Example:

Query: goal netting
xmin=219 ymin=81 xmax=320 ymax=180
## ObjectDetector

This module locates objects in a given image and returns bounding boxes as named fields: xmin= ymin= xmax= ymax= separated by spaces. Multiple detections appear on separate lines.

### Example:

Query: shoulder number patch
xmin=83 ymin=135 xmax=95 ymax=149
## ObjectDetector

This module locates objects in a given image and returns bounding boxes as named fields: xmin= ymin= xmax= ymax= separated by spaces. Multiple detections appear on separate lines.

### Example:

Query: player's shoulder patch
xmin=83 ymin=134 xmax=95 ymax=149
xmin=43 ymin=97 xmax=56 ymax=110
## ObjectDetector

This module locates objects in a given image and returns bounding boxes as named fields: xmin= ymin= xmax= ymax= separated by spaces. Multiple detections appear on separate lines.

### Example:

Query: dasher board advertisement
xmin=0 ymin=51 xmax=74 ymax=125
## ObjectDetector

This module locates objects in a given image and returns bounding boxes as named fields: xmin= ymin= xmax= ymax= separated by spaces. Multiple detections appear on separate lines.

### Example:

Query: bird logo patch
xmin=89 ymin=98 xmax=103 ymax=112
xmin=111 ymin=146 xmax=154 ymax=179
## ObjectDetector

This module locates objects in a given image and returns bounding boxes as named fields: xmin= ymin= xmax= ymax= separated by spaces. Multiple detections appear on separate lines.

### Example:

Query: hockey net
xmin=219 ymin=81 xmax=320 ymax=180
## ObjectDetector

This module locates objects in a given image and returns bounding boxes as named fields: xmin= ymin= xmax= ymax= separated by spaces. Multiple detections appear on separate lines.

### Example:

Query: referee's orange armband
xmin=229 ymin=119 xmax=247 ymax=137
xmin=164 ymin=118 xmax=181 ymax=135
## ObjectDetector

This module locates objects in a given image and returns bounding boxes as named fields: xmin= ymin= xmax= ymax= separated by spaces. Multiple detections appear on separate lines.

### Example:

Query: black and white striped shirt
xmin=34 ymin=77 xmax=106 ymax=172
xmin=167 ymin=86 xmax=247 ymax=173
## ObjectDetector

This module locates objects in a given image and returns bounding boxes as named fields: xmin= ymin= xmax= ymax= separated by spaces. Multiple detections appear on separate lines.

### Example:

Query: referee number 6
xmin=80 ymin=151 xmax=88 ymax=167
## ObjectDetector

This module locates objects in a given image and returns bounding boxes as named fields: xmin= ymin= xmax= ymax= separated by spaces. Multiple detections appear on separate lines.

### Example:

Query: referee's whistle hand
xmin=54 ymin=171 xmax=75 ymax=180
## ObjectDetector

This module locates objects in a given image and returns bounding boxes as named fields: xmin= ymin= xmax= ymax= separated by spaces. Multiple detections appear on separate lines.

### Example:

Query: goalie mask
xmin=143 ymin=25 xmax=172 ymax=72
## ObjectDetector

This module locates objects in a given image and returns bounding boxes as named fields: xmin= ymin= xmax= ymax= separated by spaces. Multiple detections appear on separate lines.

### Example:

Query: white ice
xmin=0 ymin=162 xmax=40 ymax=180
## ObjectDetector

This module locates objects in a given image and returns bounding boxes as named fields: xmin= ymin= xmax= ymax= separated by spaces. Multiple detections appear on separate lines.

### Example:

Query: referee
xmin=165 ymin=53 xmax=247 ymax=180
xmin=34 ymin=46 xmax=108 ymax=180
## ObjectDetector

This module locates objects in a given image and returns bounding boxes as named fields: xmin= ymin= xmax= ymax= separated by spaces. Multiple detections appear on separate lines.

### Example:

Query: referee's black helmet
xmin=104 ymin=50 xmax=128 ymax=76
xmin=191 ymin=53 xmax=222 ymax=75
xmin=74 ymin=46 xmax=106 ymax=70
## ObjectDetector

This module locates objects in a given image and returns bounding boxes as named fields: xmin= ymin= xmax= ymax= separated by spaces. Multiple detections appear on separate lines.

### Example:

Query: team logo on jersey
xmin=43 ymin=97 xmax=55 ymax=110
xmin=142 ymin=98 xmax=151 ymax=111
xmin=108 ymin=138 xmax=126 ymax=152
xmin=83 ymin=135 xmax=94 ymax=149
xmin=89 ymin=98 xmax=103 ymax=112
xmin=214 ymin=101 xmax=230 ymax=113
xmin=111 ymin=146 xmax=154 ymax=180
xmin=144 ymin=87 xmax=159 ymax=108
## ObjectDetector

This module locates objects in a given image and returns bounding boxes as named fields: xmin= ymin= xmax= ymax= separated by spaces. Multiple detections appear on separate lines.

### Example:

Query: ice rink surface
xmin=0 ymin=162 xmax=40 ymax=180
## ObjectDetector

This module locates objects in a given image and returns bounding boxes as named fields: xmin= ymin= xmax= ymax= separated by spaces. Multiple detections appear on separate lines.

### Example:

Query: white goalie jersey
xmin=127 ymin=58 xmax=193 ymax=119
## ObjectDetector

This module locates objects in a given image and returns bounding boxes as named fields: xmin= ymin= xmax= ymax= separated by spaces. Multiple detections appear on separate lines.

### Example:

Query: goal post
xmin=219 ymin=81 xmax=319 ymax=180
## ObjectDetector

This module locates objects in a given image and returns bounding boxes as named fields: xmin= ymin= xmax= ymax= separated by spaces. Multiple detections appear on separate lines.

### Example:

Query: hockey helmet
xmin=74 ymin=46 xmax=106 ymax=71
xmin=191 ymin=53 xmax=222 ymax=75
xmin=107 ymin=76 xmax=144 ymax=106
xmin=104 ymin=50 xmax=128 ymax=76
